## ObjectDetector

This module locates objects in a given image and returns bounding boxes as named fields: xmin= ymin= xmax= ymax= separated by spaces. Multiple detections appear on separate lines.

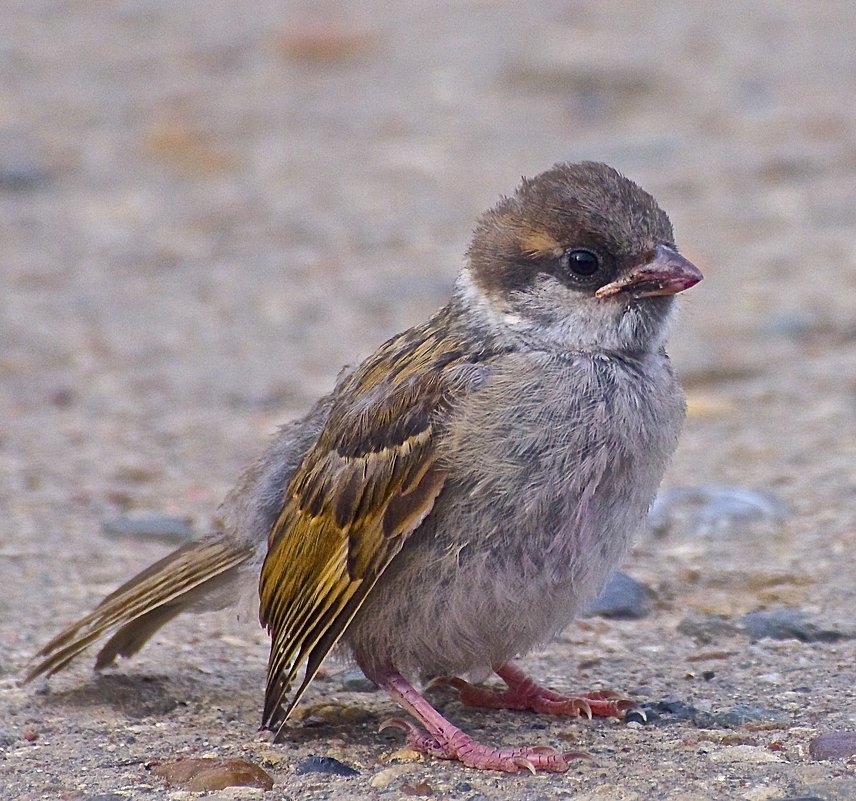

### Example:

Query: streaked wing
xmin=258 ymin=317 xmax=493 ymax=731
xmin=26 ymin=539 xmax=252 ymax=681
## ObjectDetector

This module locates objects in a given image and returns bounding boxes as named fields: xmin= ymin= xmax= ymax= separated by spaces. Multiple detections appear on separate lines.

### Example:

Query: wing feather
xmin=26 ymin=540 xmax=251 ymax=681
xmin=258 ymin=318 xmax=494 ymax=731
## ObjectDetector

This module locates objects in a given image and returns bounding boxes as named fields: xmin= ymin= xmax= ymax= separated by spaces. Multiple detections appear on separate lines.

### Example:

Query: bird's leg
xmin=376 ymin=669 xmax=588 ymax=773
xmin=434 ymin=661 xmax=640 ymax=720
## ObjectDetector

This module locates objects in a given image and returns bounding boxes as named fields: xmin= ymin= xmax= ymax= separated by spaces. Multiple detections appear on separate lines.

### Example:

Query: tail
xmin=26 ymin=537 xmax=254 ymax=682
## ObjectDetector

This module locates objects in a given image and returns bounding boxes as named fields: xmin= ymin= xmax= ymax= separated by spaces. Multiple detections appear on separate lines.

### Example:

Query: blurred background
xmin=2 ymin=2 xmax=855 ymax=798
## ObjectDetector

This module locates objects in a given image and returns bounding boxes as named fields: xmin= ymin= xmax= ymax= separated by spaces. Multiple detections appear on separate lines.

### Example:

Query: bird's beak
xmin=595 ymin=244 xmax=703 ymax=300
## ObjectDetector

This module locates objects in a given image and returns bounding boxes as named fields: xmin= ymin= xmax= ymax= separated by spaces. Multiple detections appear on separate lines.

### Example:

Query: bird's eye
xmin=564 ymin=249 xmax=600 ymax=277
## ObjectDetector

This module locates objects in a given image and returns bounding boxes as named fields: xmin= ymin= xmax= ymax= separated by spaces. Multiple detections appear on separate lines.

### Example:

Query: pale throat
xmin=454 ymin=266 xmax=524 ymax=333
xmin=454 ymin=266 xmax=674 ymax=355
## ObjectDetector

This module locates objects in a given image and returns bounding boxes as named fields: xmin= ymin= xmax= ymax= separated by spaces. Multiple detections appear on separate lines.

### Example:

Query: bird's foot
xmin=431 ymin=661 xmax=642 ymax=720
xmin=376 ymin=669 xmax=590 ymax=773
xmin=380 ymin=717 xmax=589 ymax=773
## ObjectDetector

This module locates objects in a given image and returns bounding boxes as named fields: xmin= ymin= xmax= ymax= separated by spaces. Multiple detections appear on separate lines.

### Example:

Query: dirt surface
xmin=2 ymin=2 xmax=856 ymax=799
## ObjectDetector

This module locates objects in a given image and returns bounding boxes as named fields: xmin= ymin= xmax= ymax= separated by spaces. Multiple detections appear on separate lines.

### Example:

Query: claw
xmin=513 ymin=757 xmax=537 ymax=775
xmin=379 ymin=716 xmax=415 ymax=734
xmin=377 ymin=669 xmax=614 ymax=773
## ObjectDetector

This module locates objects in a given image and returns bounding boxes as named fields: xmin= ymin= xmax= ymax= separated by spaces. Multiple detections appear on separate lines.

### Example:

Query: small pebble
xmin=102 ymin=514 xmax=196 ymax=544
xmin=276 ymin=22 xmax=377 ymax=65
xmin=649 ymin=485 xmax=789 ymax=537
xmin=294 ymin=755 xmax=359 ymax=777
xmin=624 ymin=709 xmax=648 ymax=725
xmin=151 ymin=758 xmax=274 ymax=792
xmin=506 ymin=51 xmax=660 ymax=119
xmin=401 ymin=781 xmax=434 ymax=796
xmin=694 ymin=704 xmax=785 ymax=729
xmin=385 ymin=748 xmax=424 ymax=764
xmin=0 ymin=141 xmax=51 ymax=191
xmin=677 ymin=614 xmax=740 ymax=644
xmin=808 ymin=731 xmax=856 ymax=760
xmin=760 ymin=311 xmax=822 ymax=341
xmin=295 ymin=702 xmax=373 ymax=725
xmin=0 ymin=165 xmax=50 ymax=190
xmin=739 ymin=609 xmax=846 ymax=643
xmin=640 ymin=699 xmax=781 ymax=729
xmin=370 ymin=765 xmax=411 ymax=789
xmin=587 ymin=571 xmax=653 ymax=619
xmin=49 ymin=387 xmax=76 ymax=407
xmin=640 ymin=699 xmax=699 ymax=725
xmin=144 ymin=121 xmax=236 ymax=175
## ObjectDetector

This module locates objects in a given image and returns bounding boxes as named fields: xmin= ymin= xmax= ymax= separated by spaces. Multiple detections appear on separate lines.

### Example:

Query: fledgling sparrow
xmin=29 ymin=162 xmax=702 ymax=772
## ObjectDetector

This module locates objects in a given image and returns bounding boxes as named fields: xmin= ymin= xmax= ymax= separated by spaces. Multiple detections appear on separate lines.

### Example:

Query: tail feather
xmin=26 ymin=538 xmax=253 ymax=682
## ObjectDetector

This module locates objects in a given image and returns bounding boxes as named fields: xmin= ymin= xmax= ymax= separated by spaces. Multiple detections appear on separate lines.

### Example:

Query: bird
xmin=27 ymin=161 xmax=702 ymax=772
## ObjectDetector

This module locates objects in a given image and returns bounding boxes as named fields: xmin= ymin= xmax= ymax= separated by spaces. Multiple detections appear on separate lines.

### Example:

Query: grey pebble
xmin=294 ymin=755 xmax=359 ymax=777
xmin=641 ymin=699 xmax=782 ymax=728
xmin=101 ymin=514 xmax=197 ymax=544
xmin=693 ymin=703 xmax=785 ymax=728
xmin=739 ymin=609 xmax=846 ymax=643
xmin=649 ymin=485 xmax=789 ymax=537
xmin=760 ymin=311 xmax=823 ymax=340
xmin=677 ymin=614 xmax=740 ymax=644
xmin=678 ymin=610 xmax=846 ymax=645
xmin=809 ymin=731 xmax=856 ymax=760
xmin=0 ymin=164 xmax=48 ymax=192
xmin=586 ymin=571 xmax=653 ymax=619
xmin=0 ymin=133 xmax=50 ymax=191
xmin=0 ymin=160 xmax=50 ymax=192
xmin=640 ymin=699 xmax=699 ymax=725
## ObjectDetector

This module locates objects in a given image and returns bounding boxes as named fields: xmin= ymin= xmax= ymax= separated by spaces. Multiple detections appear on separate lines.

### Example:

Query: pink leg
xmin=435 ymin=661 xmax=640 ymax=720
xmin=377 ymin=670 xmax=588 ymax=773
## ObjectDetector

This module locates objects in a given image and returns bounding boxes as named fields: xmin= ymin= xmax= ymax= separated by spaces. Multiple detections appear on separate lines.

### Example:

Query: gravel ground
xmin=2 ymin=2 xmax=855 ymax=799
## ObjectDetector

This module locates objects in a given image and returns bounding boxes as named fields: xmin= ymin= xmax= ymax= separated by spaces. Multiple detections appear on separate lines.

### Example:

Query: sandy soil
xmin=2 ymin=2 xmax=855 ymax=799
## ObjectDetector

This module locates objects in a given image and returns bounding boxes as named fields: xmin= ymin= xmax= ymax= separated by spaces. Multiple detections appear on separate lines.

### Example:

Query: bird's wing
xmin=26 ymin=538 xmax=252 ymax=681
xmin=259 ymin=319 xmax=492 ymax=731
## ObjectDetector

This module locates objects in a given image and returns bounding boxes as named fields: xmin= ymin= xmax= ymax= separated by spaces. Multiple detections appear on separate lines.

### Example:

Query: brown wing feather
xmin=258 ymin=316 xmax=492 ymax=731
xmin=26 ymin=539 xmax=251 ymax=682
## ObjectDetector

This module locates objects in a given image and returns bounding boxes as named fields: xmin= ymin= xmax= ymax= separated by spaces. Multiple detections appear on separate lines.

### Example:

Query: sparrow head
xmin=459 ymin=161 xmax=702 ymax=353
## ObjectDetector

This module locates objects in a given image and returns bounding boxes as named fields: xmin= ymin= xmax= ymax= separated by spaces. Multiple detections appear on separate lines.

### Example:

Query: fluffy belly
xmin=344 ymin=351 xmax=682 ymax=682
xmin=344 ymin=493 xmax=642 ymax=680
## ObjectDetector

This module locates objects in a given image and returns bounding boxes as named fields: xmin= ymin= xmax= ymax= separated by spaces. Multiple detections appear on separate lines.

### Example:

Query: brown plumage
xmin=259 ymin=316 xmax=500 ymax=728
xmin=28 ymin=539 xmax=251 ymax=679
xmin=28 ymin=162 xmax=702 ymax=772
